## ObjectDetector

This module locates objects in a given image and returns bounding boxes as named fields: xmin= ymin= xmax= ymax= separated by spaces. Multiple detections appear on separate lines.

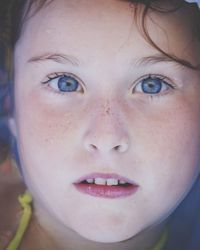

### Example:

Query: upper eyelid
xmin=42 ymin=74 xmax=59 ymax=83
xmin=136 ymin=74 xmax=169 ymax=83
xmin=42 ymin=72 xmax=76 ymax=82
xmin=42 ymin=72 xmax=86 ymax=88
xmin=132 ymin=74 xmax=175 ymax=89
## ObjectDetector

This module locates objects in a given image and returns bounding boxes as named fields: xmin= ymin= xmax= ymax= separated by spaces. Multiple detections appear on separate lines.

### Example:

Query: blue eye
xmin=43 ymin=74 xmax=82 ymax=93
xmin=134 ymin=76 xmax=171 ymax=94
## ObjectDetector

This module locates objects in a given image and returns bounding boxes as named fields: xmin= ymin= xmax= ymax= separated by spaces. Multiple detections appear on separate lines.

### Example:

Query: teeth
xmin=106 ymin=178 xmax=119 ymax=186
xmin=86 ymin=178 xmax=94 ymax=184
xmin=94 ymin=178 xmax=106 ymax=185
xmin=84 ymin=178 xmax=129 ymax=186
xmin=119 ymin=180 xmax=127 ymax=185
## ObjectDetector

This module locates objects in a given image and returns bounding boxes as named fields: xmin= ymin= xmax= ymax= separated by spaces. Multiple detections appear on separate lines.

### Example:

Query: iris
xmin=141 ymin=77 xmax=163 ymax=94
xmin=57 ymin=76 xmax=79 ymax=92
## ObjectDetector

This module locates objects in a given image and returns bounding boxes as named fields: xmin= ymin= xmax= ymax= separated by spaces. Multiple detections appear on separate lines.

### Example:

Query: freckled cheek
xmin=16 ymin=92 xmax=82 ymax=150
xmin=128 ymin=101 xmax=200 ymax=170
xmin=158 ymin=110 xmax=200 ymax=156
xmin=154 ymin=114 xmax=200 ymax=200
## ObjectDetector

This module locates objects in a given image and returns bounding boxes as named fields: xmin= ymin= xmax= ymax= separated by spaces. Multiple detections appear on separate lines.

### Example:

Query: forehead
xmin=18 ymin=0 xmax=137 ymax=55
xmin=16 ymin=0 xmax=200 ymax=66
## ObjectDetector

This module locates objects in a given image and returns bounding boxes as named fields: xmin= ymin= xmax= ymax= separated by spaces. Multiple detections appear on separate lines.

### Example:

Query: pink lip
xmin=73 ymin=173 xmax=139 ymax=199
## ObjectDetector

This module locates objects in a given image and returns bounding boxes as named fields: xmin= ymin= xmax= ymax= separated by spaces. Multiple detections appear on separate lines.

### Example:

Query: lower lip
xmin=74 ymin=183 xmax=139 ymax=199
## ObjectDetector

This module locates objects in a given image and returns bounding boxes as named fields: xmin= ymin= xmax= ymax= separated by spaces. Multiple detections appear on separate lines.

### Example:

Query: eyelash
xmin=41 ymin=73 xmax=175 ymax=98
xmin=42 ymin=73 xmax=84 ymax=94
xmin=132 ymin=74 xmax=175 ymax=98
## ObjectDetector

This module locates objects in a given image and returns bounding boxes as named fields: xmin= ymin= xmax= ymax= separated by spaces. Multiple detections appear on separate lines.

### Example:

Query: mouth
xmin=73 ymin=173 xmax=139 ymax=199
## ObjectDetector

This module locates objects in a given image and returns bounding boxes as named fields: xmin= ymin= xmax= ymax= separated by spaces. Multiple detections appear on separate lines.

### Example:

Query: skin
xmin=8 ymin=0 xmax=200 ymax=249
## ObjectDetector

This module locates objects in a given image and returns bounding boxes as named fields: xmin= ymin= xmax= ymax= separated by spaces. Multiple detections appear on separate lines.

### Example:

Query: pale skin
xmin=5 ymin=0 xmax=200 ymax=249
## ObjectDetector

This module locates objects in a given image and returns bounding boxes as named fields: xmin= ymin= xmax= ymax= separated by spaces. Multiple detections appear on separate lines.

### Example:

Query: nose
xmin=83 ymin=103 xmax=130 ymax=154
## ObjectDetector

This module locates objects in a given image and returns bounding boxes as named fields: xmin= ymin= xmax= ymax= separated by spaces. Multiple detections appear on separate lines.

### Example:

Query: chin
xmin=79 ymin=232 xmax=132 ymax=243
xmin=74 ymin=226 xmax=137 ymax=243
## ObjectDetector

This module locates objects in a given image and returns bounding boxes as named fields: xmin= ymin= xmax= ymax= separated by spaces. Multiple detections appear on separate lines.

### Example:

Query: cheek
xmin=133 ymin=95 xmax=200 ymax=158
xmin=132 ymin=98 xmax=200 ymax=199
xmin=154 ymin=104 xmax=200 ymax=163
xmin=15 ymin=90 xmax=83 ymax=160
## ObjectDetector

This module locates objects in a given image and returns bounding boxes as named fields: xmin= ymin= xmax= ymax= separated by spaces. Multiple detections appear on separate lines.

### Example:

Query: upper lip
xmin=74 ymin=172 xmax=138 ymax=185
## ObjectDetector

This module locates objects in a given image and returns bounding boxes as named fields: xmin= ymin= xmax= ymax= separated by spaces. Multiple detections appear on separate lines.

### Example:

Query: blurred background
xmin=0 ymin=40 xmax=11 ymax=171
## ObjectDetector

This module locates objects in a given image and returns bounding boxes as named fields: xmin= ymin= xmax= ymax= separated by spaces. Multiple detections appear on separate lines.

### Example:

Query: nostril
xmin=87 ymin=144 xmax=121 ymax=153
xmin=114 ymin=145 xmax=120 ymax=151
xmin=91 ymin=144 xmax=97 ymax=149
xmin=84 ymin=135 xmax=130 ymax=153
xmin=88 ymin=144 xmax=97 ymax=152
xmin=113 ymin=143 xmax=129 ymax=153
xmin=85 ymin=142 xmax=129 ymax=153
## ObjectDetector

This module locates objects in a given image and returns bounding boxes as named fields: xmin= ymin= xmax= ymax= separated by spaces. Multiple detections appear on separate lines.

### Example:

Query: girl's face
xmin=12 ymin=0 xmax=200 ymax=243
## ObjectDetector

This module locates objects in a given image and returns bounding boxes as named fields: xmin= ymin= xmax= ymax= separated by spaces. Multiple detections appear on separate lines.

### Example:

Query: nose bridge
xmin=83 ymin=98 xmax=130 ymax=154
xmin=97 ymin=99 xmax=121 ymax=131
xmin=90 ymin=98 xmax=121 ymax=130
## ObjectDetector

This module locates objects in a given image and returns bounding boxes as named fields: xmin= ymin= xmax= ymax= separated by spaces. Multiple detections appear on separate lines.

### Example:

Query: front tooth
xmin=86 ymin=178 xmax=94 ymax=184
xmin=94 ymin=178 xmax=106 ymax=185
xmin=106 ymin=178 xmax=118 ymax=186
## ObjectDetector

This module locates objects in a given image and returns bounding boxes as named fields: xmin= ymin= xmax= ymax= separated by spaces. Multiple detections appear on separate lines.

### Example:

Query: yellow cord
xmin=151 ymin=229 xmax=168 ymax=250
xmin=6 ymin=191 xmax=32 ymax=250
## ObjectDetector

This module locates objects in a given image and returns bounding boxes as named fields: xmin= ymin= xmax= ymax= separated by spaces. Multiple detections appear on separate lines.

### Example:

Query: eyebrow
xmin=28 ymin=53 xmax=80 ymax=66
xmin=134 ymin=53 xmax=185 ymax=68
xmin=28 ymin=52 xmax=186 ymax=69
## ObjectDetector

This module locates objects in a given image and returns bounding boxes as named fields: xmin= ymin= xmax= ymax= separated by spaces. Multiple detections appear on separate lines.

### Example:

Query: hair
xmin=0 ymin=0 xmax=200 ymax=162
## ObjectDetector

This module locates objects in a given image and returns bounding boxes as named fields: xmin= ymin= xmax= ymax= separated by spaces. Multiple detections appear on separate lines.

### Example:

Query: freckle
xmin=63 ymin=113 xmax=73 ymax=121
xmin=42 ymin=113 xmax=73 ymax=141
xmin=106 ymin=106 xmax=110 ymax=115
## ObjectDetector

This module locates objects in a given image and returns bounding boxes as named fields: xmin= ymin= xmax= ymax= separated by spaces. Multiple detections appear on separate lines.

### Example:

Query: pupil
xmin=142 ymin=78 xmax=162 ymax=94
xmin=58 ymin=76 xmax=78 ymax=92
